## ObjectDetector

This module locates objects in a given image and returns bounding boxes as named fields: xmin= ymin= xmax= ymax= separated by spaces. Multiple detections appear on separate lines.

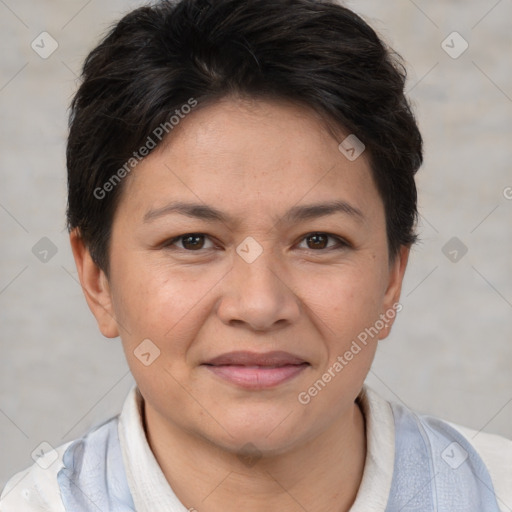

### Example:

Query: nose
xmin=216 ymin=241 xmax=302 ymax=332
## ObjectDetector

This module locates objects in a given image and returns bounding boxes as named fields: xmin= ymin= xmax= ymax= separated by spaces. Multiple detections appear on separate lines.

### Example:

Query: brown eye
xmin=165 ymin=233 xmax=215 ymax=251
xmin=306 ymin=233 xmax=328 ymax=249
xmin=299 ymin=232 xmax=348 ymax=251
xmin=181 ymin=234 xmax=205 ymax=250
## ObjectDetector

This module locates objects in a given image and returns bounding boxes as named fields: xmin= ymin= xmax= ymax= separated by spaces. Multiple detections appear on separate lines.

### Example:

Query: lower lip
xmin=203 ymin=364 xmax=309 ymax=389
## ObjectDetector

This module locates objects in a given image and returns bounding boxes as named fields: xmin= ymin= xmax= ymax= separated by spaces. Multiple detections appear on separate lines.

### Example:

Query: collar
xmin=117 ymin=384 xmax=396 ymax=511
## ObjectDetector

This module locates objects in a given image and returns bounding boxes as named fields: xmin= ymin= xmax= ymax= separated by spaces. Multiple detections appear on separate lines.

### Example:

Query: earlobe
xmin=69 ymin=229 xmax=119 ymax=339
xmin=378 ymin=245 xmax=410 ymax=340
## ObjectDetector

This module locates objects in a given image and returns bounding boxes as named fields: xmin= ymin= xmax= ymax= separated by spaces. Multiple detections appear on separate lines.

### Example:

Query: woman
xmin=1 ymin=0 xmax=510 ymax=510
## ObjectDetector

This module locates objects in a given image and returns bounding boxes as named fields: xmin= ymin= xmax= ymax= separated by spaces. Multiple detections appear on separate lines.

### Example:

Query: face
xmin=73 ymin=97 xmax=408 ymax=456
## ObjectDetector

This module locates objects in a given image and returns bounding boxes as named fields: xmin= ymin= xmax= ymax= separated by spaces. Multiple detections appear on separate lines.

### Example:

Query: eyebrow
xmin=143 ymin=200 xmax=364 ymax=225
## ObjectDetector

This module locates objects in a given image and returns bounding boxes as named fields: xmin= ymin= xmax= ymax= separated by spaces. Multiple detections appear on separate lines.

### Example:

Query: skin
xmin=71 ymin=96 xmax=409 ymax=512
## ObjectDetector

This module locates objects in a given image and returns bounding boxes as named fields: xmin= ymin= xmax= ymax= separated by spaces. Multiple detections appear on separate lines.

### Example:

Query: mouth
xmin=201 ymin=351 xmax=310 ymax=389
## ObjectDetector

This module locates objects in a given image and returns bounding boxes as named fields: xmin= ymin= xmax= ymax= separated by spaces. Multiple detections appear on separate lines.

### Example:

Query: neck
xmin=143 ymin=398 xmax=367 ymax=512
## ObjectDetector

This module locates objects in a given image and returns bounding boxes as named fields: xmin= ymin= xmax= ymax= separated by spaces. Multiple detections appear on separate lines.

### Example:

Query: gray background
xmin=1 ymin=0 xmax=511 ymax=489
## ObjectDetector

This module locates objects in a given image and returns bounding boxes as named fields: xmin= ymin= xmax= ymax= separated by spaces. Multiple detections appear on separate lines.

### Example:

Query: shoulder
xmin=361 ymin=386 xmax=512 ymax=511
xmin=397 ymin=399 xmax=512 ymax=510
xmin=448 ymin=420 xmax=512 ymax=510
xmin=1 ymin=388 xmax=138 ymax=512
xmin=0 ymin=441 xmax=72 ymax=512
xmin=0 ymin=414 xmax=124 ymax=512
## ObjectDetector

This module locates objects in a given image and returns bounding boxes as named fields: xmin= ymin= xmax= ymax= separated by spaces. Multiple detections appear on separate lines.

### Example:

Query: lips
xmin=203 ymin=350 xmax=308 ymax=367
xmin=202 ymin=351 xmax=310 ymax=389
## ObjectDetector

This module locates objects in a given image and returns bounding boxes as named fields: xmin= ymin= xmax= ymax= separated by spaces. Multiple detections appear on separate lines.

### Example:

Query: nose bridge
xmin=234 ymin=233 xmax=285 ymax=296
xmin=217 ymin=234 xmax=300 ymax=330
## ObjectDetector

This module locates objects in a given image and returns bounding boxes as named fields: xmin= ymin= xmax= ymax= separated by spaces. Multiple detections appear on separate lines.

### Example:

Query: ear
xmin=378 ymin=245 xmax=410 ymax=340
xmin=69 ymin=229 xmax=119 ymax=339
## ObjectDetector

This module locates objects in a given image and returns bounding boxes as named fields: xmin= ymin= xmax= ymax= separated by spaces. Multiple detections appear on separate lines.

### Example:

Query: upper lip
xmin=203 ymin=351 xmax=309 ymax=367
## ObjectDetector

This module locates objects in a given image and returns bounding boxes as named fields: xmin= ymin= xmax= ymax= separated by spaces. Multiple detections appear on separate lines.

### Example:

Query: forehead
xmin=117 ymin=97 xmax=382 ymax=226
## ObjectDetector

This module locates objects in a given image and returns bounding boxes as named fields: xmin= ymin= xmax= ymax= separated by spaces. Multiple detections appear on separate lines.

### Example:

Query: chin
xmin=200 ymin=410 xmax=308 ymax=457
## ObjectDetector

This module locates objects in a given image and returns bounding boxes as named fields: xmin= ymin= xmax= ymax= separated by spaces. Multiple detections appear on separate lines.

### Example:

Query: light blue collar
xmin=385 ymin=401 xmax=501 ymax=511
xmin=57 ymin=416 xmax=135 ymax=511
xmin=57 ymin=400 xmax=502 ymax=511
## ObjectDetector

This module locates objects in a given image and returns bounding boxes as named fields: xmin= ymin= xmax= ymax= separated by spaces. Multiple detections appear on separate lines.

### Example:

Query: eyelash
xmin=162 ymin=232 xmax=350 ymax=253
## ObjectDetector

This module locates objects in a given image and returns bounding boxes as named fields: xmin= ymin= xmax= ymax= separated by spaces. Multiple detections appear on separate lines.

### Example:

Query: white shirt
xmin=1 ymin=385 xmax=511 ymax=511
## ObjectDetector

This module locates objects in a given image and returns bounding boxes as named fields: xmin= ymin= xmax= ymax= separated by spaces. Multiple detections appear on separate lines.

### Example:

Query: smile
xmin=203 ymin=363 xmax=310 ymax=389
xmin=202 ymin=351 xmax=311 ymax=389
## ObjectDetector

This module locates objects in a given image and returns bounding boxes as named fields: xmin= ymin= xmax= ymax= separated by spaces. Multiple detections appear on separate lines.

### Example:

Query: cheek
xmin=110 ymin=257 xmax=215 ymax=358
xmin=113 ymin=264 xmax=201 ymax=404
xmin=305 ymin=261 xmax=386 ymax=337
xmin=302 ymin=268 xmax=383 ymax=402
